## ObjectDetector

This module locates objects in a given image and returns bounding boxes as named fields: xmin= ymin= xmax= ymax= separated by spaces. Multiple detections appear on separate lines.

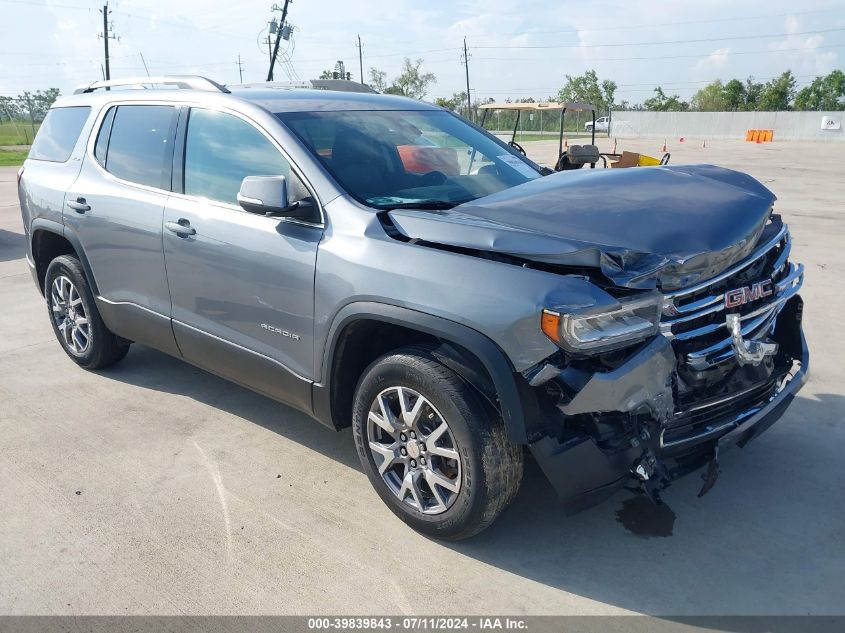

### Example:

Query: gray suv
xmin=18 ymin=76 xmax=808 ymax=539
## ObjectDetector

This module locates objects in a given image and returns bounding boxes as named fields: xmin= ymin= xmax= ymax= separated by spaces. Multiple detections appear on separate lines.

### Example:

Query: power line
xmin=472 ymin=27 xmax=845 ymax=50
xmin=0 ymin=0 xmax=94 ymax=9
xmin=472 ymin=43 xmax=845 ymax=63
xmin=509 ymin=8 xmax=845 ymax=37
xmin=4 ymin=40 xmax=842 ymax=78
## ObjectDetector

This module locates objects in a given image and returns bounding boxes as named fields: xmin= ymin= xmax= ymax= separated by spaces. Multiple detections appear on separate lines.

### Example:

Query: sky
xmin=1 ymin=0 xmax=844 ymax=104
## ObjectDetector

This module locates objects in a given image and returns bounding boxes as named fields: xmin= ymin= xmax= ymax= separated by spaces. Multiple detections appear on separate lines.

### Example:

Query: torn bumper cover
xmin=528 ymin=302 xmax=809 ymax=513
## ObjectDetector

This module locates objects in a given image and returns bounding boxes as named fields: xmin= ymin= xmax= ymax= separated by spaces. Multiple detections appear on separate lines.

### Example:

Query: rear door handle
xmin=67 ymin=197 xmax=90 ymax=213
xmin=165 ymin=219 xmax=196 ymax=237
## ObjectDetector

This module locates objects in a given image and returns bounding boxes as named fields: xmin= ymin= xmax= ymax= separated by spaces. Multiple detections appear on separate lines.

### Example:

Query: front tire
xmin=45 ymin=255 xmax=130 ymax=369
xmin=352 ymin=346 xmax=523 ymax=540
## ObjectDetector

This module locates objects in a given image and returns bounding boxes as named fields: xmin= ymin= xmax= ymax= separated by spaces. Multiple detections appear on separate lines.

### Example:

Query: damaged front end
xmin=525 ymin=220 xmax=809 ymax=513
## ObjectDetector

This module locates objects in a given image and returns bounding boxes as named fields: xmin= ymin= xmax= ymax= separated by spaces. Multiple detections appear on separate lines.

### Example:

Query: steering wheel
xmin=509 ymin=141 xmax=526 ymax=156
xmin=419 ymin=170 xmax=448 ymax=186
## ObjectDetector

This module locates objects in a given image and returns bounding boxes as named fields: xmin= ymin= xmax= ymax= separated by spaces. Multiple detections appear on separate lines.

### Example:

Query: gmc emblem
xmin=725 ymin=279 xmax=773 ymax=309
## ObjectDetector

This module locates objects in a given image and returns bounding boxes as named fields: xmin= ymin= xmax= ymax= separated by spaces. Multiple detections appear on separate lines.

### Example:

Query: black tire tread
xmin=353 ymin=345 xmax=523 ymax=540
xmin=45 ymin=255 xmax=130 ymax=370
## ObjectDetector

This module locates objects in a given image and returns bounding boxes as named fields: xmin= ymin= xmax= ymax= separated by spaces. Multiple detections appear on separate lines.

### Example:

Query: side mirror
xmin=237 ymin=175 xmax=293 ymax=217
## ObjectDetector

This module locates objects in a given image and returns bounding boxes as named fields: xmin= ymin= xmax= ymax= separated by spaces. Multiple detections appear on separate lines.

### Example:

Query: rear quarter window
xmin=28 ymin=106 xmax=91 ymax=162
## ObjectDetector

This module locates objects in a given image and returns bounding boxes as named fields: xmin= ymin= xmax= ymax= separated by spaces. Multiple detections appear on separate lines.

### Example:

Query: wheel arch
xmin=30 ymin=221 xmax=99 ymax=296
xmin=312 ymin=302 xmax=534 ymax=444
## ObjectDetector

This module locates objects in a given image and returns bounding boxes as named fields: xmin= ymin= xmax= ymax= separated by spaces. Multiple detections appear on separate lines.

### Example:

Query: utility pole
xmin=139 ymin=52 xmax=151 ymax=77
xmin=266 ymin=0 xmax=291 ymax=82
xmin=237 ymin=54 xmax=244 ymax=82
xmin=356 ymin=34 xmax=364 ymax=84
xmin=99 ymin=2 xmax=116 ymax=81
xmin=461 ymin=37 xmax=472 ymax=121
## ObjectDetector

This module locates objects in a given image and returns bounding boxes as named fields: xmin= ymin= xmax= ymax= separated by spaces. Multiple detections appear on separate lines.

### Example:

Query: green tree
xmin=368 ymin=68 xmax=389 ymax=93
xmin=723 ymin=79 xmax=747 ymax=111
xmin=434 ymin=91 xmax=467 ymax=112
xmin=369 ymin=61 xmax=436 ymax=99
xmin=557 ymin=70 xmax=617 ymax=112
xmin=757 ymin=71 xmax=797 ymax=111
xmin=794 ymin=70 xmax=845 ymax=110
xmin=0 ymin=96 xmax=21 ymax=122
xmin=691 ymin=79 xmax=727 ymax=111
xmin=318 ymin=69 xmax=334 ymax=79
xmin=643 ymin=87 xmax=689 ymax=111
xmin=389 ymin=58 xmax=436 ymax=99
xmin=16 ymin=88 xmax=60 ymax=122
xmin=743 ymin=77 xmax=763 ymax=110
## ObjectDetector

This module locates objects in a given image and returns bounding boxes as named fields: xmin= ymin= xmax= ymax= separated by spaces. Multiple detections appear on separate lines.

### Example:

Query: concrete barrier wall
xmin=609 ymin=110 xmax=845 ymax=141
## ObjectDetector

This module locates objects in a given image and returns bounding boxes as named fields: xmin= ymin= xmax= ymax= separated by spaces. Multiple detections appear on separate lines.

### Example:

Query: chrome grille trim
xmin=663 ymin=223 xmax=788 ymax=306
xmin=658 ymin=222 xmax=800 ymax=370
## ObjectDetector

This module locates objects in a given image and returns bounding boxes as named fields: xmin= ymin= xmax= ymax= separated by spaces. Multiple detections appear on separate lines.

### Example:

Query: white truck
xmin=585 ymin=116 xmax=610 ymax=133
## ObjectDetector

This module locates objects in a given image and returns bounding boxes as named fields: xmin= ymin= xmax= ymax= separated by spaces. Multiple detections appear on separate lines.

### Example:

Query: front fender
xmin=312 ymin=301 xmax=536 ymax=443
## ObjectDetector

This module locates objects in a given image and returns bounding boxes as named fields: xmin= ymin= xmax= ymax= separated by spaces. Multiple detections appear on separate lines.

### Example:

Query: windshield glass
xmin=277 ymin=109 xmax=541 ymax=209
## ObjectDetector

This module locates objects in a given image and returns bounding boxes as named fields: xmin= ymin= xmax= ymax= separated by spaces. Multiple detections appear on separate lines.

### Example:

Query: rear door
xmin=64 ymin=103 xmax=179 ymax=355
xmin=162 ymin=107 xmax=322 ymax=412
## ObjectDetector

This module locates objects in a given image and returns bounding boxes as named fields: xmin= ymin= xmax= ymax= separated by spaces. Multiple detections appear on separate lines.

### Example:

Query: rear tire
xmin=45 ymin=255 xmax=130 ymax=370
xmin=352 ymin=346 xmax=523 ymax=540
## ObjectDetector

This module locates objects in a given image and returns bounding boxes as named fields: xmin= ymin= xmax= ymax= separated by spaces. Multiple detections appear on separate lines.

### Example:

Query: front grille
xmin=661 ymin=378 xmax=777 ymax=448
xmin=659 ymin=221 xmax=803 ymax=370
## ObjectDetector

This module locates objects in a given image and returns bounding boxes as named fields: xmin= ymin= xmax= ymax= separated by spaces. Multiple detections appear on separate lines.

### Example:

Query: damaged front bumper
xmin=528 ymin=296 xmax=809 ymax=514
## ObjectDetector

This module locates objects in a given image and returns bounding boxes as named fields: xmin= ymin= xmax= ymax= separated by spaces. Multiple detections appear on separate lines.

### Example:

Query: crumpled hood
xmin=387 ymin=165 xmax=776 ymax=290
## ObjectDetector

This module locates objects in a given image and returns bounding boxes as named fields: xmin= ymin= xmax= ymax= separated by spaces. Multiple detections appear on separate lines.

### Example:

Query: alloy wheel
xmin=50 ymin=275 xmax=91 ymax=355
xmin=366 ymin=386 xmax=462 ymax=515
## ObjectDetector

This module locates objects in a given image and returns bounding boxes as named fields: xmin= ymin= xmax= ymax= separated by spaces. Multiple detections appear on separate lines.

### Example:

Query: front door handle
xmin=67 ymin=197 xmax=90 ymax=213
xmin=165 ymin=219 xmax=196 ymax=237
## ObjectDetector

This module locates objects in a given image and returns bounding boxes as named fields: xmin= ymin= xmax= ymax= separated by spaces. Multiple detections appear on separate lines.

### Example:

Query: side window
xmin=28 ymin=106 xmax=91 ymax=162
xmin=184 ymin=109 xmax=293 ymax=206
xmin=93 ymin=106 xmax=115 ymax=166
xmin=105 ymin=105 xmax=175 ymax=189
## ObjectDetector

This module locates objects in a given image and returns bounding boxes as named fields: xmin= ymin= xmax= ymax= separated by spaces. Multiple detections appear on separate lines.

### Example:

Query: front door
xmin=162 ymin=107 xmax=322 ymax=413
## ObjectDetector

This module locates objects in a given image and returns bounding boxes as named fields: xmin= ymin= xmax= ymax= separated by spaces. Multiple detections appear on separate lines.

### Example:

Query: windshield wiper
xmin=370 ymin=198 xmax=473 ymax=210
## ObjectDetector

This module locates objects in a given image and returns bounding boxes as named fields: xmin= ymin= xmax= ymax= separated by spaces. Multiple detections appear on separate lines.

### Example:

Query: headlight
xmin=541 ymin=291 xmax=663 ymax=353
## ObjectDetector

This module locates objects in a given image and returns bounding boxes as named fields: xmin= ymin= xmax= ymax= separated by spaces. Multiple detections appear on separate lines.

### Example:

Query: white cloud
xmin=769 ymin=15 xmax=838 ymax=76
xmin=693 ymin=48 xmax=731 ymax=75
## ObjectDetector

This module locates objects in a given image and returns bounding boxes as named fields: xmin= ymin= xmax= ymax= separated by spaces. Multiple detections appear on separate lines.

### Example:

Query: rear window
xmin=103 ymin=105 xmax=175 ymax=189
xmin=28 ymin=106 xmax=91 ymax=162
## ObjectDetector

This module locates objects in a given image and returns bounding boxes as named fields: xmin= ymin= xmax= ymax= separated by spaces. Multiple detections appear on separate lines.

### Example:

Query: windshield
xmin=276 ymin=109 xmax=541 ymax=209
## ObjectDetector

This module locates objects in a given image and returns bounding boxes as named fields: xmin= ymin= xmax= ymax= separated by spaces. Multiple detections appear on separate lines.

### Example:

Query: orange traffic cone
xmin=661 ymin=139 xmax=667 ymax=152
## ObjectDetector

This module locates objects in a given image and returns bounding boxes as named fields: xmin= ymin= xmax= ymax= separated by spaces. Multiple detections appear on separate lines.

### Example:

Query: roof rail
xmin=73 ymin=75 xmax=230 ymax=95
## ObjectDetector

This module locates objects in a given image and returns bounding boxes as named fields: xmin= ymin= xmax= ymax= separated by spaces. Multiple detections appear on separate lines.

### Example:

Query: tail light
xmin=16 ymin=166 xmax=24 ymax=187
